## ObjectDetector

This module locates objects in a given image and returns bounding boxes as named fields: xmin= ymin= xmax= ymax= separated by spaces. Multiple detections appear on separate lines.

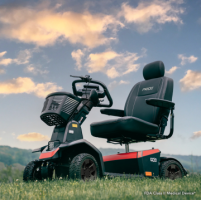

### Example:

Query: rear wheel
xmin=23 ymin=161 xmax=42 ymax=182
xmin=160 ymin=160 xmax=185 ymax=180
xmin=69 ymin=153 xmax=100 ymax=180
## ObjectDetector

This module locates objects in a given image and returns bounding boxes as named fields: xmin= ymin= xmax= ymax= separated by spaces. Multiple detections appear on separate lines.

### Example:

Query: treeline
xmin=0 ymin=146 xmax=40 ymax=166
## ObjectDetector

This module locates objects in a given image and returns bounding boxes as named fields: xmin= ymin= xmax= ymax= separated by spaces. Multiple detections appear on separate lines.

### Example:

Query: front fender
xmin=38 ymin=139 xmax=105 ymax=177
xmin=59 ymin=139 xmax=105 ymax=177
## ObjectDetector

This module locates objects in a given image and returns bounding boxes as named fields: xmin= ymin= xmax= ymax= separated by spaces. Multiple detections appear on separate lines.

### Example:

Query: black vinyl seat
xmin=91 ymin=117 xmax=159 ymax=140
xmin=90 ymin=61 xmax=174 ymax=143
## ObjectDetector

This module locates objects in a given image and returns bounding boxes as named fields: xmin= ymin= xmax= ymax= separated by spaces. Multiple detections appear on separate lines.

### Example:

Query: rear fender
xmin=160 ymin=157 xmax=188 ymax=175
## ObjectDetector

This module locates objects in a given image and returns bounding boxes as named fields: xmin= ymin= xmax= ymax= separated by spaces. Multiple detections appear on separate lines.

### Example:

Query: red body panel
xmin=103 ymin=149 xmax=160 ymax=162
xmin=143 ymin=149 xmax=160 ymax=156
xmin=103 ymin=152 xmax=138 ymax=162
xmin=39 ymin=148 xmax=59 ymax=159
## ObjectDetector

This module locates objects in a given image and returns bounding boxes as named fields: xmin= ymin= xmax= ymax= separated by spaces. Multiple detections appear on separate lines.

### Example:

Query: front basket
xmin=40 ymin=92 xmax=81 ymax=126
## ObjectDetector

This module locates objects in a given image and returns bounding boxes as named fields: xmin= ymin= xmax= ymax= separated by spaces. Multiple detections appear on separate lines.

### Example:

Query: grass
xmin=0 ymin=166 xmax=200 ymax=199
xmin=0 ymin=166 xmax=23 ymax=183
xmin=0 ymin=175 xmax=200 ymax=200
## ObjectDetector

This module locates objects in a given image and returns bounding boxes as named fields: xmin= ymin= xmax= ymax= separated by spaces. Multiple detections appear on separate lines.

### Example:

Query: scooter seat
xmin=90 ymin=116 xmax=159 ymax=140
xmin=90 ymin=61 xmax=174 ymax=143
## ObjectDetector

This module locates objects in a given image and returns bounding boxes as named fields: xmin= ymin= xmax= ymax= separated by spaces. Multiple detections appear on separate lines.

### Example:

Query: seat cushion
xmin=90 ymin=116 xmax=159 ymax=140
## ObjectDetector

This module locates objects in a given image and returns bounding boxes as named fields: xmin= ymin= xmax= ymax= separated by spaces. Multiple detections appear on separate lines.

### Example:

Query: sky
xmin=0 ymin=0 xmax=200 ymax=156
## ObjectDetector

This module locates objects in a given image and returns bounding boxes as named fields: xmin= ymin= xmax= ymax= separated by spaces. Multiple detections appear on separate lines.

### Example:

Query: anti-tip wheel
xmin=160 ymin=160 xmax=185 ymax=180
xmin=69 ymin=153 xmax=100 ymax=180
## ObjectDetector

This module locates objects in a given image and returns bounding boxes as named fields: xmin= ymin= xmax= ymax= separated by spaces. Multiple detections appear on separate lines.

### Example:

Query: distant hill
xmin=0 ymin=145 xmax=200 ymax=172
xmin=0 ymin=146 xmax=40 ymax=166
xmin=0 ymin=162 xmax=24 ymax=171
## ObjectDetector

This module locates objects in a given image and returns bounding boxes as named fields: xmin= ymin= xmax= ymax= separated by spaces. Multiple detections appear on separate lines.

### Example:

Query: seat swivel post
xmin=125 ymin=143 xmax=129 ymax=153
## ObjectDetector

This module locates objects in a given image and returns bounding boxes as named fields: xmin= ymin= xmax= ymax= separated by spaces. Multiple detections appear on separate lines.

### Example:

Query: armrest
xmin=100 ymin=109 xmax=124 ymax=117
xmin=146 ymin=98 xmax=175 ymax=110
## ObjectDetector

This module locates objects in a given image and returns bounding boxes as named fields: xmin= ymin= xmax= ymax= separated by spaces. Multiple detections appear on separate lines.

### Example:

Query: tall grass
xmin=0 ymin=175 xmax=200 ymax=200
xmin=0 ymin=166 xmax=200 ymax=200
xmin=0 ymin=166 xmax=23 ymax=183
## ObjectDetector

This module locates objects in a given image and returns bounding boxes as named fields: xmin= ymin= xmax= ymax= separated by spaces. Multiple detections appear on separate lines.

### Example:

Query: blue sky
xmin=0 ymin=0 xmax=200 ymax=155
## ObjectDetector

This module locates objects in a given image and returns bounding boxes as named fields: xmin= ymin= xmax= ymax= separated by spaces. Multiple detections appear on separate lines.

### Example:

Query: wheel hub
xmin=166 ymin=164 xmax=182 ymax=180
xmin=81 ymin=159 xmax=97 ymax=180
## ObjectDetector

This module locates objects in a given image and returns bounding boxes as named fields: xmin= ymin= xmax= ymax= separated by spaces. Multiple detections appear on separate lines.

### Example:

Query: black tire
xmin=160 ymin=160 xmax=185 ymax=180
xmin=23 ymin=161 xmax=42 ymax=182
xmin=69 ymin=153 xmax=100 ymax=180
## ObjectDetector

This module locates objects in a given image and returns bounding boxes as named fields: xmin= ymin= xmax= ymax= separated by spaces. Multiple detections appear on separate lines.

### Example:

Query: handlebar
xmin=71 ymin=75 xmax=113 ymax=107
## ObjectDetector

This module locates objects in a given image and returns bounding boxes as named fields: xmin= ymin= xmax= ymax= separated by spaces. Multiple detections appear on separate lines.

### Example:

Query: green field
xmin=0 ymin=146 xmax=201 ymax=199
xmin=0 ymin=174 xmax=200 ymax=200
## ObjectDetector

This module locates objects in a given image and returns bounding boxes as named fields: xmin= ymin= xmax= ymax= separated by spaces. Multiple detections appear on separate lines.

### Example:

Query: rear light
xmin=145 ymin=172 xmax=152 ymax=176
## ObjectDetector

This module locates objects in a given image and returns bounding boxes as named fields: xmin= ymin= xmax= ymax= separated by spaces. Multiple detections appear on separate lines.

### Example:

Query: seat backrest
xmin=124 ymin=61 xmax=173 ymax=125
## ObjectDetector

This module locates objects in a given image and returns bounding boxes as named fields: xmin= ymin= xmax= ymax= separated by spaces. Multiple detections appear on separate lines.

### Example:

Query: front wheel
xmin=69 ymin=153 xmax=100 ymax=180
xmin=23 ymin=161 xmax=42 ymax=181
xmin=160 ymin=160 xmax=185 ymax=180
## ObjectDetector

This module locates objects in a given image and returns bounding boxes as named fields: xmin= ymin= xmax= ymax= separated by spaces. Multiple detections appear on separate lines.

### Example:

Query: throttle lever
xmin=70 ymin=75 xmax=92 ymax=82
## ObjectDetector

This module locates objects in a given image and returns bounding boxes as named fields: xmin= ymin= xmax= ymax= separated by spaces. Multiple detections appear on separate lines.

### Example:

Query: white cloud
xmin=119 ymin=80 xmax=129 ymax=85
xmin=179 ymin=70 xmax=201 ymax=91
xmin=0 ymin=77 xmax=62 ymax=98
xmin=108 ymin=80 xmax=129 ymax=90
xmin=14 ymin=49 xmax=32 ymax=65
xmin=86 ymin=50 xmax=119 ymax=73
xmin=0 ymin=137 xmax=2 ymax=140
xmin=165 ymin=66 xmax=178 ymax=75
xmin=0 ymin=51 xmax=12 ymax=75
xmin=84 ymin=48 xmax=146 ymax=78
xmin=0 ymin=6 xmax=123 ymax=48
xmin=0 ymin=51 xmax=13 ymax=66
xmin=25 ymin=64 xmax=49 ymax=75
xmin=17 ymin=132 xmax=50 ymax=142
xmin=0 ymin=58 xmax=13 ymax=66
xmin=0 ymin=48 xmax=37 ymax=66
xmin=0 ymin=49 xmax=41 ymax=74
xmin=71 ymin=49 xmax=87 ymax=70
xmin=178 ymin=54 xmax=198 ymax=65
xmin=0 ymin=1 xmax=185 ymax=49
xmin=191 ymin=131 xmax=201 ymax=139
xmin=106 ymin=67 xmax=120 ymax=79
xmin=0 ymin=51 xmax=6 ymax=58
xmin=119 ymin=0 xmax=184 ymax=33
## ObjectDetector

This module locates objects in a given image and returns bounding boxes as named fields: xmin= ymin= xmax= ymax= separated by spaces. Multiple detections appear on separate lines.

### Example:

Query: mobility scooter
xmin=23 ymin=61 xmax=187 ymax=181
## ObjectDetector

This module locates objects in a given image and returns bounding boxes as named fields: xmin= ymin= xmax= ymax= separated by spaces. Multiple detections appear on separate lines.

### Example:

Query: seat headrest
xmin=143 ymin=61 xmax=165 ymax=80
